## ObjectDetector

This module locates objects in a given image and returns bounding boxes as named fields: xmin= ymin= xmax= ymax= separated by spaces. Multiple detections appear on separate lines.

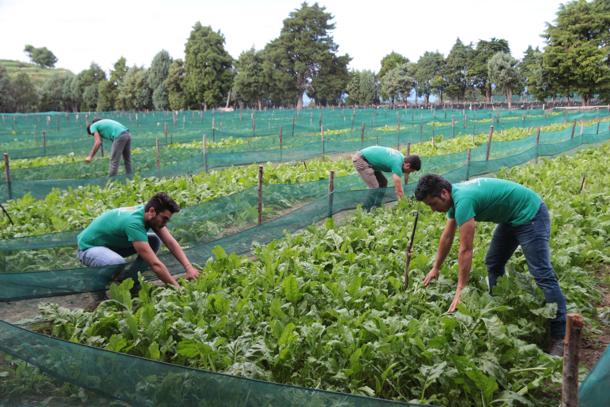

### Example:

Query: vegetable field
xmin=1 ymin=107 xmax=609 ymax=406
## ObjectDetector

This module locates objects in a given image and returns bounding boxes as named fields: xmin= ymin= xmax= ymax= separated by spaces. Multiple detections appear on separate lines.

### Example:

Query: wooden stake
xmin=561 ymin=314 xmax=584 ymax=407
xmin=321 ymin=125 xmax=325 ymax=158
xmin=257 ymin=165 xmax=263 ymax=225
xmin=328 ymin=170 xmax=335 ymax=219
xmin=570 ymin=120 xmax=576 ymax=139
xmin=155 ymin=138 xmax=160 ymax=171
xmin=42 ymin=130 xmax=47 ymax=156
xmin=203 ymin=134 xmax=208 ymax=173
xmin=279 ymin=127 xmax=283 ymax=162
xmin=3 ymin=153 xmax=11 ymax=200
xmin=535 ymin=128 xmax=541 ymax=164
xmin=164 ymin=122 xmax=168 ymax=144
xmin=360 ymin=122 xmax=365 ymax=147
xmin=485 ymin=125 xmax=494 ymax=161
xmin=465 ymin=149 xmax=471 ymax=180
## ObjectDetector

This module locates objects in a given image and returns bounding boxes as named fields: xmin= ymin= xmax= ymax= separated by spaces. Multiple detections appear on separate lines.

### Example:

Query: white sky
xmin=0 ymin=0 xmax=566 ymax=75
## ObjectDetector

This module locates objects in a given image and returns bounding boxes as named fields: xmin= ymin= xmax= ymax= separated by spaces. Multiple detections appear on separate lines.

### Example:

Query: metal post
xmin=3 ymin=153 xmax=11 ymax=200
xmin=257 ymin=165 xmax=263 ymax=225
xmin=328 ymin=170 xmax=335 ymax=219
xmin=485 ymin=125 xmax=494 ymax=161
xmin=561 ymin=314 xmax=584 ymax=407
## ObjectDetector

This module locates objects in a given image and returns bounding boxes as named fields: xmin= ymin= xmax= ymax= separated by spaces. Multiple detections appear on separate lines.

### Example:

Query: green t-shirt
xmin=89 ymin=119 xmax=128 ymax=141
xmin=360 ymin=146 xmax=404 ymax=175
xmin=77 ymin=205 xmax=149 ymax=250
xmin=447 ymin=178 xmax=542 ymax=226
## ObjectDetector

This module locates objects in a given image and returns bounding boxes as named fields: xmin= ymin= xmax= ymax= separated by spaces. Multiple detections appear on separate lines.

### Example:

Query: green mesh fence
xmin=1 ymin=128 xmax=608 ymax=301
xmin=2 ymin=109 xmax=608 ymax=201
xmin=579 ymin=344 xmax=610 ymax=406
xmin=0 ymin=321 xmax=418 ymax=407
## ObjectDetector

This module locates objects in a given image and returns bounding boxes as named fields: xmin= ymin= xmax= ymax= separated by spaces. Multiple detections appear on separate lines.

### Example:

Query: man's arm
xmin=132 ymin=241 xmax=180 ymax=288
xmin=392 ymin=174 xmax=404 ymax=199
xmin=156 ymin=227 xmax=200 ymax=280
xmin=448 ymin=218 xmax=475 ymax=313
xmin=423 ymin=218 xmax=457 ymax=286
xmin=85 ymin=132 xmax=103 ymax=162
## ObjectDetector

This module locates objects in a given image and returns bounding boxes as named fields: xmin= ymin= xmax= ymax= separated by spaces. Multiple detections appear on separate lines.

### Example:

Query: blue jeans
xmin=485 ymin=203 xmax=567 ymax=338
xmin=77 ymin=233 xmax=161 ymax=284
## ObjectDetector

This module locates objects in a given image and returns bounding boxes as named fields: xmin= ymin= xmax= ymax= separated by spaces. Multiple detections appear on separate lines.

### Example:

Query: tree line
xmin=0 ymin=0 xmax=608 ymax=113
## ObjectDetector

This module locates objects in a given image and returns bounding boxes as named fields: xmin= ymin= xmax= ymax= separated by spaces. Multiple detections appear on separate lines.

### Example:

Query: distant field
xmin=0 ymin=59 xmax=73 ymax=87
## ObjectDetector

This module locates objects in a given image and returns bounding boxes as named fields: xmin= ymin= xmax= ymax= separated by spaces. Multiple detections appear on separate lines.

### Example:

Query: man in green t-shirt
xmin=352 ymin=146 xmax=421 ymax=209
xmin=86 ymin=118 xmax=132 ymax=176
xmin=77 ymin=192 xmax=199 ymax=290
xmin=414 ymin=174 xmax=567 ymax=356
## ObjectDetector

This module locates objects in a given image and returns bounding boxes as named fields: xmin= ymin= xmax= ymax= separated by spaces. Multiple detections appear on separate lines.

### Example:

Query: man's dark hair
xmin=145 ymin=192 xmax=180 ymax=214
xmin=404 ymin=155 xmax=421 ymax=171
xmin=414 ymin=174 xmax=452 ymax=201
xmin=86 ymin=117 xmax=102 ymax=135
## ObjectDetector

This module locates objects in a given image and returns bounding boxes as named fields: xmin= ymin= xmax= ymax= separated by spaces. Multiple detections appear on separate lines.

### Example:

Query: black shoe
xmin=548 ymin=338 xmax=564 ymax=357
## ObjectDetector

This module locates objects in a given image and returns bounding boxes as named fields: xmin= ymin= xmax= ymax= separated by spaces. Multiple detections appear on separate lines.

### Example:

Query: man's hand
xmin=423 ymin=267 xmax=440 ymax=286
xmin=448 ymin=288 xmax=462 ymax=313
xmin=85 ymin=156 xmax=92 ymax=163
xmin=184 ymin=265 xmax=200 ymax=280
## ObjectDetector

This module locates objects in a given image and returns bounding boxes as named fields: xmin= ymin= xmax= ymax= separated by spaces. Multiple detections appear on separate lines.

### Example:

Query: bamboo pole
xmin=257 ymin=165 xmax=264 ymax=225
xmin=561 ymin=314 xmax=584 ymax=407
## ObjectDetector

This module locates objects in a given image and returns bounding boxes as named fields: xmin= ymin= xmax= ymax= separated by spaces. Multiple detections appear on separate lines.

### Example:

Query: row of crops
xmin=0 ymin=108 xmax=609 ymax=405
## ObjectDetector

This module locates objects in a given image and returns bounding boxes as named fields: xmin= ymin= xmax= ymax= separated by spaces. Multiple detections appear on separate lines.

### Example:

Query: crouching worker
xmin=414 ymin=174 xmax=567 ymax=356
xmin=77 ymin=192 xmax=199 ymax=291
xmin=352 ymin=146 xmax=421 ymax=210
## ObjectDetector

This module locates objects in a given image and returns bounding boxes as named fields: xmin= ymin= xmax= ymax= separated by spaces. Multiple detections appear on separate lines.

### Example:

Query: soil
xmin=578 ymin=265 xmax=610 ymax=371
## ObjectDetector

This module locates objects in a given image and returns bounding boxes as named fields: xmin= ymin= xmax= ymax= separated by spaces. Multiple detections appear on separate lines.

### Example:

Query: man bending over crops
xmin=85 ymin=118 xmax=132 ymax=176
xmin=352 ymin=146 xmax=421 ymax=210
xmin=414 ymin=174 xmax=567 ymax=356
xmin=77 ymin=192 xmax=199 ymax=291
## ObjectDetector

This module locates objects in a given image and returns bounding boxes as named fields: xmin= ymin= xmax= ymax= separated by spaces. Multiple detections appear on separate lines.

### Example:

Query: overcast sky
xmin=0 ymin=0 xmax=567 ymax=75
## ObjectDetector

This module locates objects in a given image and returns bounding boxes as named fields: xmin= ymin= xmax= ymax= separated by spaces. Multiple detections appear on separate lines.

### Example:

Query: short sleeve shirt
xmin=360 ymin=146 xmax=405 ymax=175
xmin=77 ymin=205 xmax=149 ymax=250
xmin=89 ymin=119 xmax=128 ymax=141
xmin=447 ymin=178 xmax=542 ymax=226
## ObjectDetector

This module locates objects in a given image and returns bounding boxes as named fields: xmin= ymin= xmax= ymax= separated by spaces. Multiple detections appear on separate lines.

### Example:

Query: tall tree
xmin=414 ymin=51 xmax=446 ymax=105
xmin=12 ymin=72 xmax=38 ymax=112
xmin=184 ymin=23 xmax=234 ymax=108
xmin=444 ymin=38 xmax=474 ymax=102
xmin=346 ymin=70 xmax=377 ymax=105
xmin=117 ymin=66 xmax=151 ymax=111
xmin=233 ymin=48 xmax=267 ymax=109
xmin=380 ymin=63 xmax=415 ymax=106
xmin=543 ymin=0 xmax=610 ymax=105
xmin=520 ymin=46 xmax=554 ymax=102
xmin=97 ymin=57 xmax=128 ymax=111
xmin=488 ymin=52 xmax=522 ymax=108
xmin=148 ymin=50 xmax=173 ymax=110
xmin=39 ymin=73 xmax=73 ymax=111
xmin=378 ymin=52 xmax=409 ymax=83
xmin=470 ymin=38 xmax=510 ymax=102
xmin=76 ymin=63 xmax=106 ymax=111
xmin=24 ymin=44 xmax=58 ymax=68
xmin=310 ymin=53 xmax=350 ymax=106
xmin=165 ymin=59 xmax=187 ymax=111
xmin=263 ymin=2 xmax=349 ymax=109
xmin=0 ymin=66 xmax=15 ymax=112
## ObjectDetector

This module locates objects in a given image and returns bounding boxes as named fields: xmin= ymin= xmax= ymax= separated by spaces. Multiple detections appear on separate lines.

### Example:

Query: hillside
xmin=0 ymin=59 xmax=73 ymax=88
